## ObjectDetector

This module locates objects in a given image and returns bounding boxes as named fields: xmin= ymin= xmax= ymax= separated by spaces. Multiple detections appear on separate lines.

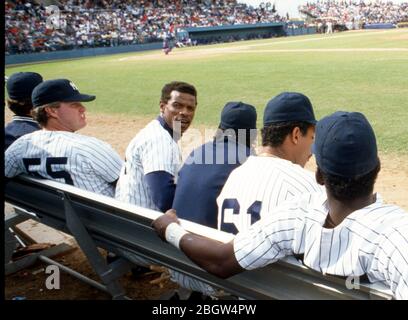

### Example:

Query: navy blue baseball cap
xmin=6 ymin=72 xmax=43 ymax=101
xmin=32 ymin=79 xmax=95 ymax=108
xmin=220 ymin=101 xmax=257 ymax=130
xmin=313 ymin=111 xmax=379 ymax=178
xmin=263 ymin=92 xmax=316 ymax=126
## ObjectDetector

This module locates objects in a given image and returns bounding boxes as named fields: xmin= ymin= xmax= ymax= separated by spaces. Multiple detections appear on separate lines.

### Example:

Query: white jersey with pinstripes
xmin=217 ymin=156 xmax=324 ymax=233
xmin=115 ymin=119 xmax=181 ymax=210
xmin=172 ymin=155 xmax=324 ymax=296
xmin=234 ymin=193 xmax=408 ymax=300
xmin=5 ymin=130 xmax=123 ymax=197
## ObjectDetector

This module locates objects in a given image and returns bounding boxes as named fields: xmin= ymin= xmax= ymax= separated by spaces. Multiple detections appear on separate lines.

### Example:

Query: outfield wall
xmin=363 ymin=23 xmax=396 ymax=29
xmin=185 ymin=22 xmax=315 ymax=43
xmin=185 ymin=22 xmax=286 ymax=44
xmin=5 ymin=42 xmax=162 ymax=66
xmin=286 ymin=25 xmax=317 ymax=36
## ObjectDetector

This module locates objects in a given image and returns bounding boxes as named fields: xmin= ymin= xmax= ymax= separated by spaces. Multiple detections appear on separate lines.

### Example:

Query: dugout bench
xmin=4 ymin=175 xmax=393 ymax=300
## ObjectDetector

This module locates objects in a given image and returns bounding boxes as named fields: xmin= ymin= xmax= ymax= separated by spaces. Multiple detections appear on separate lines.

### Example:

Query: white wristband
xmin=165 ymin=223 xmax=188 ymax=249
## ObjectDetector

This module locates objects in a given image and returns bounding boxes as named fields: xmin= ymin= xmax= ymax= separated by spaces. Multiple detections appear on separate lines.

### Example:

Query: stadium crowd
xmin=300 ymin=1 xmax=408 ymax=30
xmin=5 ymin=0 xmax=286 ymax=55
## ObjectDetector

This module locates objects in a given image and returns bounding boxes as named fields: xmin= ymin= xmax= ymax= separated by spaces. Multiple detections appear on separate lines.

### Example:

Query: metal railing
xmin=4 ymin=175 xmax=393 ymax=300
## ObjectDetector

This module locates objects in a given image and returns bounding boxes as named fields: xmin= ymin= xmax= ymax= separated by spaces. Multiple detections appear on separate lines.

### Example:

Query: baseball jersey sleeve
xmin=140 ymin=136 xmax=179 ymax=176
xmin=86 ymin=138 xmax=124 ymax=183
xmin=369 ymin=223 xmax=408 ymax=300
xmin=4 ymin=138 xmax=26 ymax=178
xmin=233 ymin=204 xmax=301 ymax=270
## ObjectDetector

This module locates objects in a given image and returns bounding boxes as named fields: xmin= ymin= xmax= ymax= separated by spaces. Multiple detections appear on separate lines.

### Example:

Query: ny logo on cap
xmin=69 ymin=81 xmax=79 ymax=91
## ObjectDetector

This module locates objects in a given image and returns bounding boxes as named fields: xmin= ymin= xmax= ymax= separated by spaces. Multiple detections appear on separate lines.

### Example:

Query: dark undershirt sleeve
xmin=145 ymin=171 xmax=176 ymax=212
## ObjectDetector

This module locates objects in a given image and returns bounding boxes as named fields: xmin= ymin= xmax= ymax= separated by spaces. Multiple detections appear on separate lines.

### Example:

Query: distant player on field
xmin=5 ymin=72 xmax=43 ymax=150
xmin=5 ymin=79 xmax=123 ymax=197
xmin=162 ymin=35 xmax=173 ymax=55
xmin=153 ymin=111 xmax=408 ymax=300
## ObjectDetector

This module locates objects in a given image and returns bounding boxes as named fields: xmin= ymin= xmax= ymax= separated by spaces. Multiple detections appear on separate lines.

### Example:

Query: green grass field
xmin=5 ymin=29 xmax=408 ymax=154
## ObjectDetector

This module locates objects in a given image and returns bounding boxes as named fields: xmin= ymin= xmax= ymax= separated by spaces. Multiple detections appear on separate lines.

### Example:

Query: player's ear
xmin=291 ymin=126 xmax=300 ymax=145
xmin=45 ymin=105 xmax=59 ymax=119
xmin=159 ymin=100 xmax=165 ymax=114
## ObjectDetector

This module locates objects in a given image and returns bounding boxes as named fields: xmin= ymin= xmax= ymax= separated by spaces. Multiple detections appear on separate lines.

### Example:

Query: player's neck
xmin=326 ymin=193 xmax=376 ymax=227
xmin=13 ymin=113 xmax=33 ymax=119
xmin=257 ymin=146 xmax=289 ymax=161
xmin=43 ymin=122 xmax=75 ymax=132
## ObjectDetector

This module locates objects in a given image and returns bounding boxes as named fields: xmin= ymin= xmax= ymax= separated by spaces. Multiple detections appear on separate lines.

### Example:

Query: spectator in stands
xmin=300 ymin=1 xmax=408 ymax=30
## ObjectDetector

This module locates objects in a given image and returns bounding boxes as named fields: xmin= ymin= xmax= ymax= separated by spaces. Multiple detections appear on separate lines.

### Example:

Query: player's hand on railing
xmin=152 ymin=209 xmax=180 ymax=241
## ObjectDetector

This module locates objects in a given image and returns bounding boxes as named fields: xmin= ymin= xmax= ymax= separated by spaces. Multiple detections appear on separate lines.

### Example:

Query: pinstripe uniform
xmin=217 ymin=156 xmax=324 ymax=233
xmin=172 ymin=92 xmax=319 ymax=296
xmin=5 ymin=130 xmax=123 ymax=197
xmin=171 ymin=156 xmax=324 ymax=296
xmin=118 ymin=120 xmax=219 ymax=295
xmin=234 ymin=192 xmax=408 ymax=300
xmin=115 ymin=119 xmax=181 ymax=209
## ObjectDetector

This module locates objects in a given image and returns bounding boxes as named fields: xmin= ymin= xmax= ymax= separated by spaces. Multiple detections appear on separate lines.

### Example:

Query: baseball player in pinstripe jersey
xmin=115 ymin=81 xmax=197 ymax=211
xmin=169 ymin=92 xmax=323 ymax=297
xmin=114 ymin=81 xmax=197 ymax=278
xmin=217 ymin=92 xmax=323 ymax=234
xmin=5 ymin=79 xmax=123 ymax=197
xmin=153 ymin=111 xmax=408 ymax=300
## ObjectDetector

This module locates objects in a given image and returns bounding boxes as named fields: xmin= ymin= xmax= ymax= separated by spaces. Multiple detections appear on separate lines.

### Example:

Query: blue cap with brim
xmin=6 ymin=72 xmax=43 ymax=101
xmin=32 ymin=79 xmax=95 ymax=108
xmin=263 ymin=92 xmax=317 ymax=126
xmin=220 ymin=101 xmax=257 ymax=130
xmin=313 ymin=111 xmax=379 ymax=178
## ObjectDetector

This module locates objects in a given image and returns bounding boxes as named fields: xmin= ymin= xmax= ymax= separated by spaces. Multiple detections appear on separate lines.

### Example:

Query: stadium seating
xmin=300 ymin=1 xmax=408 ymax=31
xmin=5 ymin=0 xmax=285 ymax=54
